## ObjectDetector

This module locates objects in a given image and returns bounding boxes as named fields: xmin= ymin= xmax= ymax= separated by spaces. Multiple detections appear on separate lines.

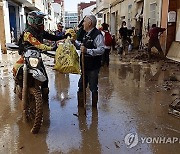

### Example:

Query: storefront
xmin=161 ymin=0 xmax=178 ymax=54
xmin=161 ymin=0 xmax=180 ymax=61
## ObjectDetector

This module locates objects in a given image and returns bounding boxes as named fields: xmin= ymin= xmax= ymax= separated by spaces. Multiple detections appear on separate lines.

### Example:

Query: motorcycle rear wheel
xmin=26 ymin=87 xmax=43 ymax=134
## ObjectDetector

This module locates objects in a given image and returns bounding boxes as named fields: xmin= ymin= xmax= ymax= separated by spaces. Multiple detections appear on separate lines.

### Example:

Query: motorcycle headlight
xmin=29 ymin=58 xmax=39 ymax=67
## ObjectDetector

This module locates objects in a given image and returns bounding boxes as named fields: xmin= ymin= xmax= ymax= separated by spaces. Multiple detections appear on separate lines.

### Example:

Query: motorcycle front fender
xmin=29 ymin=69 xmax=47 ymax=82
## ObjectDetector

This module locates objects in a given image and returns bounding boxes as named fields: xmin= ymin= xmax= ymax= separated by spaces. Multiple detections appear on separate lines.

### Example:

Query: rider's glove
xmin=64 ymin=33 xmax=72 ymax=39
xmin=52 ymin=44 xmax=58 ymax=51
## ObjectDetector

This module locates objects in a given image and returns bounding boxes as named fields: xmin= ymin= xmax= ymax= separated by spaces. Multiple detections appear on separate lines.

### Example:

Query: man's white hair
xmin=86 ymin=15 xmax=97 ymax=27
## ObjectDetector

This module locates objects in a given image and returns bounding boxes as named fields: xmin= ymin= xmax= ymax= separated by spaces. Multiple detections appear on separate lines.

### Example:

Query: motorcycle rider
xmin=13 ymin=11 xmax=71 ymax=99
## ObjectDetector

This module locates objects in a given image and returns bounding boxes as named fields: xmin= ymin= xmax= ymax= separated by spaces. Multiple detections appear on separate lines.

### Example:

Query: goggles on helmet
xmin=27 ymin=11 xmax=46 ymax=27
xmin=34 ymin=17 xmax=44 ymax=25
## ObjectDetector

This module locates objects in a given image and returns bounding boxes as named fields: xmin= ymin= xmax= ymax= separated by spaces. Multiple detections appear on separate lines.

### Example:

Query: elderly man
xmin=77 ymin=15 xmax=105 ymax=108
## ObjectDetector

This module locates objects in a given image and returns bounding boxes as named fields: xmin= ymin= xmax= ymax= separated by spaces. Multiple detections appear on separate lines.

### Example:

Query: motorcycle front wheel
xmin=26 ymin=87 xmax=43 ymax=134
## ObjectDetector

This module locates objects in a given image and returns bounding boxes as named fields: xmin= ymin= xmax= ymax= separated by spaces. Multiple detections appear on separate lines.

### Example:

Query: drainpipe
xmin=109 ymin=4 xmax=112 ymax=33
xmin=159 ymin=0 xmax=163 ymax=27
xmin=159 ymin=0 xmax=164 ymax=51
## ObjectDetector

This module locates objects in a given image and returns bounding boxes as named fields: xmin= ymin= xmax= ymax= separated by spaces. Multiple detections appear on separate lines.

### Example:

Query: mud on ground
xmin=115 ymin=50 xmax=180 ymax=112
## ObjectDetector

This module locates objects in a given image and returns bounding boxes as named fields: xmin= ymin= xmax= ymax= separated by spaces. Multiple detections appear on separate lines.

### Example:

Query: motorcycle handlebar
xmin=6 ymin=43 xmax=56 ymax=58
xmin=43 ymin=51 xmax=55 ymax=58
xmin=6 ymin=43 xmax=19 ymax=50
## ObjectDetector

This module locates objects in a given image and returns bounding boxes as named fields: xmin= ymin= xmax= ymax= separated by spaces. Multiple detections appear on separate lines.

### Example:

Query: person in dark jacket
xmin=119 ymin=21 xmax=131 ymax=54
xmin=100 ymin=23 xmax=111 ymax=67
xmin=147 ymin=24 xmax=166 ymax=59
xmin=77 ymin=15 xmax=105 ymax=108
xmin=54 ymin=22 xmax=65 ymax=38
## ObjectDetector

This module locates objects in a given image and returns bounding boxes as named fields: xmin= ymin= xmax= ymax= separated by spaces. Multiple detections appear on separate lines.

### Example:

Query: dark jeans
xmin=78 ymin=68 xmax=100 ymax=93
xmin=102 ymin=48 xmax=111 ymax=66
xmin=148 ymin=39 xmax=164 ymax=57
xmin=122 ymin=37 xmax=131 ymax=48
xmin=121 ymin=37 xmax=131 ymax=55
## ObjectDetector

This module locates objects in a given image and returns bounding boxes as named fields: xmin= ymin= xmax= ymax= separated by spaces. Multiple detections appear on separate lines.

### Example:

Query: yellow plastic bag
xmin=65 ymin=29 xmax=77 ymax=41
xmin=54 ymin=38 xmax=81 ymax=74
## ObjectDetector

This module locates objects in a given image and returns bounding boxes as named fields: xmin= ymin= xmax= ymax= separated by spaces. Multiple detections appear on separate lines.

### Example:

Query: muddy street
xmin=0 ymin=51 xmax=179 ymax=154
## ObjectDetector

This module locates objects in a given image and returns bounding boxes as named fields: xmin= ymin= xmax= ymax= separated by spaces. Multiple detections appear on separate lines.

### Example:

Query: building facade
xmin=77 ymin=1 xmax=96 ymax=22
xmin=94 ymin=0 xmax=179 ymax=60
xmin=80 ymin=4 xmax=96 ymax=20
xmin=0 ymin=0 xmax=63 ymax=53
xmin=52 ymin=0 xmax=65 ymax=27
xmin=64 ymin=12 xmax=78 ymax=29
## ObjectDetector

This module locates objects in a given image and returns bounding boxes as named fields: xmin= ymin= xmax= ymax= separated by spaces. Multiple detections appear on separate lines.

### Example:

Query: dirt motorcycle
xmin=7 ymin=43 xmax=55 ymax=134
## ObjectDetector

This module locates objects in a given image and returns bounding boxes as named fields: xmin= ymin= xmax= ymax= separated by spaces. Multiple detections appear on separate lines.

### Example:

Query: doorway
xmin=8 ymin=5 xmax=17 ymax=42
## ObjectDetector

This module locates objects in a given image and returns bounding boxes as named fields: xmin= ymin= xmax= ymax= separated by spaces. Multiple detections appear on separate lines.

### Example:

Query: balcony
xmin=96 ymin=0 xmax=109 ymax=14
xmin=32 ymin=0 xmax=45 ymax=11
xmin=110 ymin=0 xmax=124 ymax=7
xmin=12 ymin=0 xmax=33 ymax=7
xmin=12 ymin=0 xmax=44 ymax=11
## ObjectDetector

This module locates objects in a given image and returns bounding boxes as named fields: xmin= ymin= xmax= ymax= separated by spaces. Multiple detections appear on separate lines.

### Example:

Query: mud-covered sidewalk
xmin=0 ymin=50 xmax=179 ymax=154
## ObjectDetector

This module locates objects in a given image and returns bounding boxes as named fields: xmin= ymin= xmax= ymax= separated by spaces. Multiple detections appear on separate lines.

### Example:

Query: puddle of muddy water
xmin=0 ymin=53 xmax=179 ymax=154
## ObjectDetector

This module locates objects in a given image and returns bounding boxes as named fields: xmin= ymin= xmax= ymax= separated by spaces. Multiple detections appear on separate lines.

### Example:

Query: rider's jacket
xmin=13 ymin=26 xmax=64 ymax=76
xmin=21 ymin=26 xmax=64 ymax=52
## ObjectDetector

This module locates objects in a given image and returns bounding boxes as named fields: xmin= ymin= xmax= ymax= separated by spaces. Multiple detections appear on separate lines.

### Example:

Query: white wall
xmin=83 ymin=4 xmax=96 ymax=17
xmin=52 ymin=3 xmax=62 ymax=29
xmin=3 ymin=1 xmax=11 ymax=43
xmin=52 ymin=3 xmax=61 ymax=13
xmin=176 ymin=9 xmax=180 ymax=41
xmin=19 ymin=5 xmax=26 ymax=33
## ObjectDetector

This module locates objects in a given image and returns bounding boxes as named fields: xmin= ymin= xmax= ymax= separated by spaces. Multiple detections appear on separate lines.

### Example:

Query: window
xmin=97 ymin=13 xmax=102 ymax=18
xmin=128 ymin=4 xmax=132 ymax=28
xmin=128 ymin=4 xmax=132 ymax=20
xmin=115 ymin=11 xmax=118 ymax=36
xmin=150 ymin=3 xmax=156 ymax=25
xmin=104 ymin=14 xmax=106 ymax=23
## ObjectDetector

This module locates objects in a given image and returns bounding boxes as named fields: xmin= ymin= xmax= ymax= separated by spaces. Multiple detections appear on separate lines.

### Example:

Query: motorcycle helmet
xmin=27 ymin=11 xmax=46 ymax=30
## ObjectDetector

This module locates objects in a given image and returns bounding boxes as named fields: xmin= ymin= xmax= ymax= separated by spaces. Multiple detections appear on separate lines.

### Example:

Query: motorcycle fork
xmin=14 ymin=81 xmax=17 ymax=94
xmin=22 ymin=64 xmax=28 ymax=111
